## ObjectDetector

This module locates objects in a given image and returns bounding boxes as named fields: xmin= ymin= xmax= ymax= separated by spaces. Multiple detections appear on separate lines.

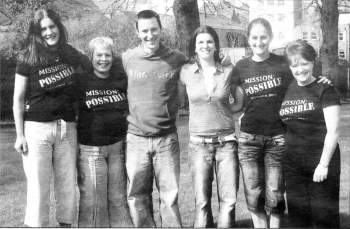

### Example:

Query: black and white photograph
xmin=1 ymin=0 xmax=349 ymax=228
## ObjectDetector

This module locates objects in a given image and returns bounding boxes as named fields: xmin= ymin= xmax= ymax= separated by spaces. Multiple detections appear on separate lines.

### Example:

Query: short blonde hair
xmin=88 ymin=37 xmax=114 ymax=61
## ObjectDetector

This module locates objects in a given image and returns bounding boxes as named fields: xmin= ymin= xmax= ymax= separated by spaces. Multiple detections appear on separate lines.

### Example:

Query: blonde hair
xmin=88 ymin=37 xmax=114 ymax=60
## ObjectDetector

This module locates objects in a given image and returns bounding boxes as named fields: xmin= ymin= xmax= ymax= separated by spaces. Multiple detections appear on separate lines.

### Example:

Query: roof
xmin=0 ymin=2 xmax=15 ymax=24
xmin=199 ymin=14 xmax=245 ymax=31
xmin=0 ymin=11 xmax=11 ymax=24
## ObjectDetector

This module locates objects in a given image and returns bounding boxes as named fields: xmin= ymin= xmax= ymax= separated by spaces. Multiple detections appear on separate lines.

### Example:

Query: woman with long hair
xmin=13 ymin=9 xmax=86 ymax=227
xmin=179 ymin=25 xmax=244 ymax=228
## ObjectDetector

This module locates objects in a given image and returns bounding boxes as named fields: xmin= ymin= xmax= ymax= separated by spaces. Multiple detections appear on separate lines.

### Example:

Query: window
xmin=339 ymin=50 xmax=345 ymax=58
xmin=268 ymin=14 xmax=274 ymax=22
xmin=311 ymin=32 xmax=317 ymax=40
xmin=339 ymin=32 xmax=344 ymax=41
xmin=278 ymin=14 xmax=284 ymax=21
xmin=302 ymin=32 xmax=308 ymax=40
xmin=279 ymin=32 xmax=285 ymax=40
xmin=268 ymin=0 xmax=274 ymax=6
xmin=278 ymin=0 xmax=284 ymax=6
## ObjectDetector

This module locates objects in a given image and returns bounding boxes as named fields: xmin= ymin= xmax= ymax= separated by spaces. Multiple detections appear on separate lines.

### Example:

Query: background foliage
xmin=0 ymin=1 xmax=179 ymax=120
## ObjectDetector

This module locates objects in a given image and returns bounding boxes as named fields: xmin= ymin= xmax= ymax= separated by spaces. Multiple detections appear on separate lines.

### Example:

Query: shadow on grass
xmin=281 ymin=212 xmax=349 ymax=228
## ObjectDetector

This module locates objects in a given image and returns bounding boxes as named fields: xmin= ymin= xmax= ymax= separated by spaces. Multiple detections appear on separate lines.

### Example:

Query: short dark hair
xmin=247 ymin=17 xmax=273 ymax=37
xmin=135 ymin=10 xmax=162 ymax=31
xmin=188 ymin=25 xmax=221 ymax=63
xmin=284 ymin=39 xmax=317 ymax=65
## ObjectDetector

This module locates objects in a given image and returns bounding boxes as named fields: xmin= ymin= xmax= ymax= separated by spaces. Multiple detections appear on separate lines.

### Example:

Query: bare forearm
xmin=13 ymin=101 xmax=25 ymax=137
xmin=319 ymin=131 xmax=339 ymax=166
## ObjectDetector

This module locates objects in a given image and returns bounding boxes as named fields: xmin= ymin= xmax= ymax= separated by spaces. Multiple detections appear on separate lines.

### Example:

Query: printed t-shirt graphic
xmin=76 ymin=72 xmax=128 ymax=146
xmin=232 ymin=53 xmax=293 ymax=136
xmin=280 ymin=80 xmax=341 ymax=154
xmin=16 ymin=49 xmax=81 ymax=122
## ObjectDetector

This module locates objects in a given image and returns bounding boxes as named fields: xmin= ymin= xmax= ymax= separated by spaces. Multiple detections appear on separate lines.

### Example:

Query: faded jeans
xmin=23 ymin=120 xmax=77 ymax=227
xmin=188 ymin=140 xmax=239 ymax=228
xmin=126 ymin=132 xmax=182 ymax=227
xmin=238 ymin=132 xmax=286 ymax=214
xmin=77 ymin=140 xmax=132 ymax=227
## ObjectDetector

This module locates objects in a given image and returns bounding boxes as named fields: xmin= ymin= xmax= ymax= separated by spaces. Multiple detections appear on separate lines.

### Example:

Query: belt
xmin=190 ymin=134 xmax=237 ymax=144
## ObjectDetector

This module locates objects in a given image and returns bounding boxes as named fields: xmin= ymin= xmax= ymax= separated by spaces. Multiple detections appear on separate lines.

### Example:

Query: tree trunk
xmin=320 ymin=0 xmax=339 ymax=89
xmin=173 ymin=0 xmax=200 ymax=57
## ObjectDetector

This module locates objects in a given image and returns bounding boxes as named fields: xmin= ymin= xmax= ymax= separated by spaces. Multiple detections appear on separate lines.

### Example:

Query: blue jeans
xmin=23 ymin=120 xmax=77 ymax=227
xmin=126 ymin=132 xmax=182 ymax=227
xmin=188 ymin=140 xmax=239 ymax=228
xmin=238 ymin=132 xmax=285 ymax=214
xmin=77 ymin=140 xmax=133 ymax=227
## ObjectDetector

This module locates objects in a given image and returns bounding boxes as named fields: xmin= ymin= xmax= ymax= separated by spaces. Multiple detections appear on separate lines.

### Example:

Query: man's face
xmin=137 ymin=17 xmax=162 ymax=54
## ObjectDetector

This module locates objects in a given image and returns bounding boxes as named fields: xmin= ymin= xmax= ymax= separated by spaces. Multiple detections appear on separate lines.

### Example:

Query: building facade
xmin=247 ymin=0 xmax=295 ymax=50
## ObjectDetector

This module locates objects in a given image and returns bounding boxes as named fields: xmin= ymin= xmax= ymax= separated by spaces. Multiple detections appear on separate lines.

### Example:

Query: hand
xmin=313 ymin=164 xmax=328 ymax=182
xmin=14 ymin=136 xmax=28 ymax=155
xmin=317 ymin=76 xmax=332 ymax=85
xmin=220 ymin=49 xmax=231 ymax=66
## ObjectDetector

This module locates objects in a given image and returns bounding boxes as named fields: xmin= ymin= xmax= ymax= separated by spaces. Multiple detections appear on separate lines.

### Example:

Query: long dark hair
xmin=18 ymin=9 xmax=69 ymax=66
xmin=188 ymin=25 xmax=220 ymax=64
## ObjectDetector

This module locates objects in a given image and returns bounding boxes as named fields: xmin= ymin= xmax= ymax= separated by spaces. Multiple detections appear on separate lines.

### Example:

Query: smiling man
xmin=121 ymin=10 xmax=188 ymax=227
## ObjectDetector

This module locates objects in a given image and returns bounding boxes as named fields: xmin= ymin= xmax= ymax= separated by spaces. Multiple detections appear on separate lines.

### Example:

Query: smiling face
xmin=137 ymin=17 xmax=162 ymax=53
xmin=40 ymin=17 xmax=60 ymax=47
xmin=248 ymin=23 xmax=272 ymax=59
xmin=289 ymin=54 xmax=315 ymax=86
xmin=195 ymin=33 xmax=216 ymax=61
xmin=92 ymin=44 xmax=113 ymax=78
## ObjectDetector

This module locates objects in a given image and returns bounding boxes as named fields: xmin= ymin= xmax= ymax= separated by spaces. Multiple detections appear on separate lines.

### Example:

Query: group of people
xmin=13 ymin=7 xmax=341 ymax=228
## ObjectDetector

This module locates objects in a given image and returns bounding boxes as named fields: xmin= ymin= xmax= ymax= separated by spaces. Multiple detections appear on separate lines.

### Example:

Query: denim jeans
xmin=23 ymin=120 xmax=77 ymax=227
xmin=284 ymin=147 xmax=341 ymax=228
xmin=188 ymin=140 xmax=239 ymax=228
xmin=77 ymin=140 xmax=133 ymax=227
xmin=126 ymin=132 xmax=182 ymax=227
xmin=238 ymin=132 xmax=285 ymax=214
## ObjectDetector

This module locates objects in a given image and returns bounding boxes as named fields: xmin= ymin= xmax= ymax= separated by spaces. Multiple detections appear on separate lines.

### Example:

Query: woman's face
xmin=289 ymin=54 xmax=315 ymax=85
xmin=40 ymin=17 xmax=60 ymax=46
xmin=195 ymin=33 xmax=216 ymax=61
xmin=248 ymin=23 xmax=272 ymax=57
xmin=92 ymin=44 xmax=113 ymax=78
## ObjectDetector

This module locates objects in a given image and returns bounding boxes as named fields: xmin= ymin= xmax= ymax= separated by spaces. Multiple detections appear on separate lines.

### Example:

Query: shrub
xmin=1 ymin=12 xmax=180 ymax=120
xmin=65 ymin=13 xmax=179 ymax=54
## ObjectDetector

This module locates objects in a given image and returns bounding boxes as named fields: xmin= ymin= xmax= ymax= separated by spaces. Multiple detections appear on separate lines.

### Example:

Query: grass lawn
xmin=1 ymin=105 xmax=349 ymax=227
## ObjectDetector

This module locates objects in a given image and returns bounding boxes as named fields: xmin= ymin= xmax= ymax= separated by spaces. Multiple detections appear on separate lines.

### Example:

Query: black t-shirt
xmin=280 ymin=79 xmax=341 ymax=154
xmin=232 ymin=53 xmax=293 ymax=136
xmin=16 ymin=45 xmax=82 ymax=122
xmin=76 ymin=69 xmax=128 ymax=146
